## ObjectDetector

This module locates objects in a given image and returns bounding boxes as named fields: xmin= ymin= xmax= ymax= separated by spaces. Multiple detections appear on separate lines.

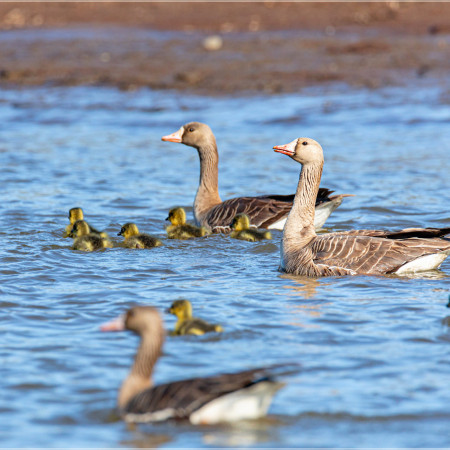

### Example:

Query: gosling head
xmin=69 ymin=220 xmax=91 ymax=238
xmin=167 ymin=299 xmax=193 ymax=320
xmin=69 ymin=207 xmax=84 ymax=224
xmin=166 ymin=207 xmax=186 ymax=226
xmin=273 ymin=137 xmax=324 ymax=165
xmin=161 ymin=122 xmax=215 ymax=150
xmin=118 ymin=223 xmax=140 ymax=239
xmin=231 ymin=214 xmax=250 ymax=232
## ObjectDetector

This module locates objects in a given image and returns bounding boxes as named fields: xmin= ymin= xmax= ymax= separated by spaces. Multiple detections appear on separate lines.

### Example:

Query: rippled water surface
xmin=1 ymin=82 xmax=450 ymax=447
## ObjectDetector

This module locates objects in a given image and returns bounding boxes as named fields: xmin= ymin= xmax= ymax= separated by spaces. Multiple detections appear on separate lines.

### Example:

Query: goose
xmin=118 ymin=223 xmax=162 ymax=249
xmin=231 ymin=214 xmax=272 ymax=242
xmin=161 ymin=122 xmax=350 ymax=233
xmin=64 ymin=207 xmax=107 ymax=238
xmin=167 ymin=299 xmax=223 ymax=335
xmin=273 ymin=137 xmax=450 ymax=276
xmin=166 ymin=207 xmax=207 ymax=239
xmin=100 ymin=306 xmax=290 ymax=424
xmin=69 ymin=220 xmax=112 ymax=251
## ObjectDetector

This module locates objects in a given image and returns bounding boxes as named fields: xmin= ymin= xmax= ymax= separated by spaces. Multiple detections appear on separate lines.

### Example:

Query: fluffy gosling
xmin=118 ymin=223 xmax=162 ymax=249
xmin=69 ymin=219 xmax=112 ymax=251
xmin=166 ymin=207 xmax=207 ymax=239
xmin=230 ymin=214 xmax=272 ymax=242
xmin=167 ymin=299 xmax=223 ymax=336
xmin=64 ymin=207 xmax=107 ymax=238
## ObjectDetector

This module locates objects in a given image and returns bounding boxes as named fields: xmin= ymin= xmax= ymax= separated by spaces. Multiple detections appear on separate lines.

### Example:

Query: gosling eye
xmin=302 ymin=141 xmax=308 ymax=146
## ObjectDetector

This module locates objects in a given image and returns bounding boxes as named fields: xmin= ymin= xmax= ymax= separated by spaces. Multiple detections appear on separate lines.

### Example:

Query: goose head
xmin=273 ymin=137 xmax=324 ymax=165
xmin=118 ymin=223 xmax=140 ymax=239
xmin=161 ymin=122 xmax=216 ymax=150
xmin=231 ymin=214 xmax=250 ymax=232
xmin=101 ymin=306 xmax=163 ymax=338
xmin=167 ymin=299 xmax=193 ymax=320
xmin=69 ymin=220 xmax=91 ymax=238
xmin=69 ymin=207 xmax=84 ymax=224
xmin=166 ymin=207 xmax=186 ymax=226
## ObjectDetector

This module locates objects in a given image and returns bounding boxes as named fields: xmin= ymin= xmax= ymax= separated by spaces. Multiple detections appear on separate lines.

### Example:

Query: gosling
xmin=69 ymin=220 xmax=112 ymax=251
xmin=64 ymin=207 xmax=107 ymax=238
xmin=167 ymin=299 xmax=223 ymax=336
xmin=118 ymin=223 xmax=162 ymax=249
xmin=166 ymin=207 xmax=207 ymax=239
xmin=230 ymin=214 xmax=272 ymax=242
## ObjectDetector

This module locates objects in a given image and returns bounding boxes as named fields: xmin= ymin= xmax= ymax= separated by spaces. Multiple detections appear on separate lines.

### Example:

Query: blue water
xmin=1 ymin=83 xmax=449 ymax=447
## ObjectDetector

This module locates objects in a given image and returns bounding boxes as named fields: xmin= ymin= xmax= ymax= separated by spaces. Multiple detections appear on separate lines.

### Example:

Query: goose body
xmin=64 ymin=207 xmax=107 ymax=238
xmin=231 ymin=214 xmax=272 ymax=242
xmin=101 ymin=306 xmax=288 ymax=424
xmin=118 ymin=223 xmax=162 ymax=249
xmin=273 ymin=138 xmax=450 ymax=276
xmin=69 ymin=220 xmax=112 ymax=251
xmin=167 ymin=299 xmax=223 ymax=335
xmin=166 ymin=207 xmax=207 ymax=239
xmin=162 ymin=122 xmax=349 ymax=233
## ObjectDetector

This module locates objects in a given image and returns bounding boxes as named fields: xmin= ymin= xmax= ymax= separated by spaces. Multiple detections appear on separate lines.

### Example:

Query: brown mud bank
xmin=0 ymin=2 xmax=449 ymax=95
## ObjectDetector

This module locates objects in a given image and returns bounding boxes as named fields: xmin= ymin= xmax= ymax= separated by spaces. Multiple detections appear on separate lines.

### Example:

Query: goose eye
xmin=302 ymin=141 xmax=308 ymax=146
xmin=189 ymin=127 xmax=194 ymax=132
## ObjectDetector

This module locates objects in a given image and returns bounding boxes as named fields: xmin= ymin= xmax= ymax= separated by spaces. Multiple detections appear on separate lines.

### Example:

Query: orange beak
xmin=273 ymin=140 xmax=296 ymax=156
xmin=100 ymin=315 xmax=126 ymax=332
xmin=161 ymin=127 xmax=183 ymax=143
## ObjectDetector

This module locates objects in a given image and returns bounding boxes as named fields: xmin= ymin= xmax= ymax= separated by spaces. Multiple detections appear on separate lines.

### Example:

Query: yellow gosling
xmin=118 ymin=223 xmax=162 ymax=249
xmin=167 ymin=299 xmax=224 ymax=336
xmin=230 ymin=214 xmax=272 ymax=242
xmin=166 ymin=207 xmax=207 ymax=239
xmin=69 ymin=219 xmax=112 ymax=251
xmin=64 ymin=207 xmax=108 ymax=238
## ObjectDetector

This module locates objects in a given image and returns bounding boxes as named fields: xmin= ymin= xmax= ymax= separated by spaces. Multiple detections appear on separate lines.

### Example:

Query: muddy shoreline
xmin=1 ymin=2 xmax=449 ymax=94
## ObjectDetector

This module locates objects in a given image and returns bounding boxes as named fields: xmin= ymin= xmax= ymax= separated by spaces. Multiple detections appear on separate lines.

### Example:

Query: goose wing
xmin=207 ymin=188 xmax=338 ymax=232
xmin=123 ymin=366 xmax=284 ymax=421
xmin=312 ymin=233 xmax=450 ymax=275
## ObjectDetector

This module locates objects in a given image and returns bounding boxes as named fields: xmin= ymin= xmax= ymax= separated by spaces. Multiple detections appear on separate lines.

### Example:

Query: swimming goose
xmin=161 ymin=122 xmax=350 ymax=233
xmin=118 ymin=223 xmax=162 ymax=249
xmin=101 ymin=306 xmax=289 ymax=424
xmin=64 ymin=207 xmax=107 ymax=238
xmin=166 ymin=207 xmax=207 ymax=239
xmin=231 ymin=214 xmax=272 ymax=242
xmin=273 ymin=137 xmax=450 ymax=276
xmin=167 ymin=299 xmax=223 ymax=335
xmin=69 ymin=220 xmax=112 ymax=251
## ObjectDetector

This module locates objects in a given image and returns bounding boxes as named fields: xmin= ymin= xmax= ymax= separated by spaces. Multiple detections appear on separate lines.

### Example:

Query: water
xmin=1 ymin=82 xmax=449 ymax=448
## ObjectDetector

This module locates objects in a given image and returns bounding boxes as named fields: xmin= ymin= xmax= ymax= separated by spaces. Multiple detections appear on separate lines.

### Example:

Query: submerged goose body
xmin=64 ymin=207 xmax=107 ymax=238
xmin=162 ymin=122 xmax=349 ymax=233
xmin=166 ymin=207 xmax=207 ymax=239
xmin=101 ymin=306 xmax=288 ymax=424
xmin=118 ymin=223 xmax=162 ymax=249
xmin=69 ymin=220 xmax=112 ymax=251
xmin=273 ymin=138 xmax=450 ymax=276
xmin=231 ymin=214 xmax=272 ymax=242
xmin=167 ymin=299 xmax=223 ymax=335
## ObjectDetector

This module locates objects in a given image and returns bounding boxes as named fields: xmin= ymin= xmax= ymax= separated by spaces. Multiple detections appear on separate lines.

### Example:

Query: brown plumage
xmin=273 ymin=137 xmax=450 ymax=276
xmin=161 ymin=122 xmax=350 ymax=233
xmin=101 ymin=306 xmax=289 ymax=424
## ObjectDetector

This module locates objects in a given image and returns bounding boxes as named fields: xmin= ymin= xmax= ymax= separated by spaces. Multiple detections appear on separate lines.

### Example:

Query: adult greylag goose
xmin=231 ymin=214 xmax=272 ymax=242
xmin=69 ymin=220 xmax=112 ymax=251
xmin=64 ymin=207 xmax=107 ymax=238
xmin=167 ymin=299 xmax=223 ymax=335
xmin=273 ymin=137 xmax=450 ymax=276
xmin=118 ymin=223 xmax=162 ymax=249
xmin=101 ymin=306 xmax=289 ymax=424
xmin=162 ymin=122 xmax=349 ymax=233
xmin=166 ymin=207 xmax=207 ymax=239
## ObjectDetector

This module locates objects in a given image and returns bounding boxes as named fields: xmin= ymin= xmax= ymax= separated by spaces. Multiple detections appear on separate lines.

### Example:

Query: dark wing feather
xmin=179 ymin=318 xmax=219 ymax=334
xmin=124 ymin=367 xmax=279 ymax=419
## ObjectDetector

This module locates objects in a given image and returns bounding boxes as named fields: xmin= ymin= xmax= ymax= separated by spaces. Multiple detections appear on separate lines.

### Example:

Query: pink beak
xmin=100 ymin=314 xmax=126 ymax=332
xmin=273 ymin=140 xmax=296 ymax=156
xmin=161 ymin=127 xmax=183 ymax=143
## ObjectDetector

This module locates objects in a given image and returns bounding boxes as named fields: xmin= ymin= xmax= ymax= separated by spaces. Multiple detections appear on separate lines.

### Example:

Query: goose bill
xmin=273 ymin=142 xmax=295 ymax=156
xmin=161 ymin=128 xmax=183 ymax=143
xmin=100 ymin=315 xmax=126 ymax=332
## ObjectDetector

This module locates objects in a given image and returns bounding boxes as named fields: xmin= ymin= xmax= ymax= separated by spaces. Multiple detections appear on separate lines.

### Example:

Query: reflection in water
xmin=279 ymin=274 xmax=323 ymax=299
